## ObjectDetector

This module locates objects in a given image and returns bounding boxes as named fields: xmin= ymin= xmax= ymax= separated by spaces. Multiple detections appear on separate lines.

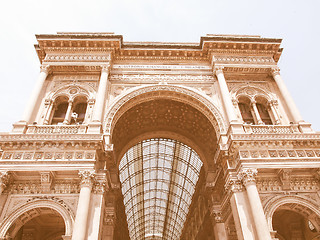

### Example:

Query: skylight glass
xmin=119 ymin=138 xmax=203 ymax=240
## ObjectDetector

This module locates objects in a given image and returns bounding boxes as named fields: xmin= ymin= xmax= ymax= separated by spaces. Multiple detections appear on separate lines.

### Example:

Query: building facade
xmin=0 ymin=32 xmax=319 ymax=240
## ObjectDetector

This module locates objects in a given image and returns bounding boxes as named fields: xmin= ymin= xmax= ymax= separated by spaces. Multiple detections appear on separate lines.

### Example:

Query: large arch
xmin=264 ymin=195 xmax=320 ymax=232
xmin=0 ymin=198 xmax=75 ymax=238
xmin=104 ymin=84 xmax=227 ymax=169
xmin=104 ymin=84 xmax=227 ymax=137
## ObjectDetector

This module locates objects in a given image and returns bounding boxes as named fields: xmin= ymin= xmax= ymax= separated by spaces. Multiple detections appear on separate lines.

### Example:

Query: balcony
xmin=243 ymin=124 xmax=300 ymax=134
xmin=26 ymin=124 xmax=88 ymax=134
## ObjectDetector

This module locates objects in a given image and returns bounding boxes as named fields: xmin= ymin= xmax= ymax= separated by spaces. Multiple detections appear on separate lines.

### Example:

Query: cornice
xmin=34 ymin=33 xmax=283 ymax=64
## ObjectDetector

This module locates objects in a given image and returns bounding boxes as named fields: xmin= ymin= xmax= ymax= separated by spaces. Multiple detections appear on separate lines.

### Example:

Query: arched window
xmin=70 ymin=96 xmax=87 ymax=124
xmin=51 ymin=96 xmax=68 ymax=125
xmin=238 ymin=97 xmax=254 ymax=124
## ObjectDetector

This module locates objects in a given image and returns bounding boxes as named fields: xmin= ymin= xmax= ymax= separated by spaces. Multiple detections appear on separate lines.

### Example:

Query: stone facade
xmin=0 ymin=32 xmax=319 ymax=239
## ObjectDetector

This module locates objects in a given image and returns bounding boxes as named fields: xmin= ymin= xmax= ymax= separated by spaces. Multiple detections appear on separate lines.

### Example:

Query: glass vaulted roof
xmin=119 ymin=138 xmax=203 ymax=240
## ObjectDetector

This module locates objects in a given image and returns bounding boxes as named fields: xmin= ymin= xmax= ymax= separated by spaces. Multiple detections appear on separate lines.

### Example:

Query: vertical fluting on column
xmin=22 ymin=65 xmax=50 ymax=123
xmin=238 ymin=168 xmax=272 ymax=240
xmin=0 ymin=171 xmax=9 ymax=195
xmin=72 ymin=170 xmax=95 ymax=240
xmin=214 ymin=66 xmax=238 ymax=123
xmin=91 ymin=64 xmax=111 ymax=123
xmin=271 ymin=68 xmax=303 ymax=123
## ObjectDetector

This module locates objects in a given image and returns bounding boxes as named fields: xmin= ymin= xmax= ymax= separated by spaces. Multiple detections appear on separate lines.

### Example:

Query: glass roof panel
xmin=119 ymin=138 xmax=203 ymax=240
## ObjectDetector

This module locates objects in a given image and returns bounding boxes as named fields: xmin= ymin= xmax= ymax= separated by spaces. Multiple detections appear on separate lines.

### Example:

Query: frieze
xmin=213 ymin=56 xmax=275 ymax=64
xmin=112 ymin=64 xmax=212 ymax=70
xmin=109 ymin=74 xmax=215 ymax=83
xmin=256 ymin=177 xmax=319 ymax=192
xmin=0 ymin=150 xmax=96 ymax=161
xmin=44 ymin=53 xmax=111 ymax=62
xmin=238 ymin=149 xmax=320 ymax=160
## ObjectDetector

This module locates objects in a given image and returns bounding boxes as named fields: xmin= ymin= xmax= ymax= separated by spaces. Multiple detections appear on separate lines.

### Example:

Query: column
xmin=43 ymin=100 xmax=54 ymax=125
xmin=251 ymin=101 xmax=263 ymax=125
xmin=63 ymin=100 xmax=73 ymax=124
xmin=0 ymin=171 xmax=9 ymax=195
xmin=87 ymin=174 xmax=107 ymax=240
xmin=91 ymin=64 xmax=110 ymax=123
xmin=226 ymin=178 xmax=256 ymax=240
xmin=72 ymin=170 xmax=95 ymax=240
xmin=22 ymin=65 xmax=50 ymax=123
xmin=214 ymin=66 xmax=238 ymax=123
xmin=238 ymin=168 xmax=272 ymax=240
xmin=268 ymin=100 xmax=280 ymax=125
xmin=271 ymin=68 xmax=302 ymax=123
xmin=211 ymin=211 xmax=228 ymax=240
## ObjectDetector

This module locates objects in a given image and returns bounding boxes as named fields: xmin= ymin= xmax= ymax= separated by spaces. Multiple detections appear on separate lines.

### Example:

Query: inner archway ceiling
xmin=112 ymin=98 xmax=218 ymax=168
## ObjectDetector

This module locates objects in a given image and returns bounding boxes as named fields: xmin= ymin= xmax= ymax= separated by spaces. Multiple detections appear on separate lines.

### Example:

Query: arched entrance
xmin=265 ymin=196 xmax=320 ymax=240
xmin=272 ymin=204 xmax=320 ymax=240
xmin=108 ymin=86 xmax=224 ymax=239
xmin=5 ymin=207 xmax=65 ymax=240
xmin=0 ymin=199 xmax=74 ymax=240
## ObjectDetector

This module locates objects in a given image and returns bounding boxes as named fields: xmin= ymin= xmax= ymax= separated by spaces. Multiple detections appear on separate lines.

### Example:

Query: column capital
xmin=40 ymin=64 xmax=50 ymax=74
xmin=79 ymin=170 xmax=95 ymax=188
xmin=268 ymin=99 xmax=278 ymax=106
xmin=213 ymin=66 xmax=224 ymax=75
xmin=0 ymin=171 xmax=9 ymax=190
xmin=211 ymin=210 xmax=223 ymax=223
xmin=270 ymin=67 xmax=280 ymax=77
xmin=225 ymin=178 xmax=244 ymax=193
xmin=238 ymin=168 xmax=258 ymax=186
xmin=101 ymin=63 xmax=111 ymax=73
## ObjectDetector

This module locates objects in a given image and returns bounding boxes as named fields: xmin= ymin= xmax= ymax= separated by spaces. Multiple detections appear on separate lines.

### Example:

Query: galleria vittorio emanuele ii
xmin=0 ymin=32 xmax=319 ymax=240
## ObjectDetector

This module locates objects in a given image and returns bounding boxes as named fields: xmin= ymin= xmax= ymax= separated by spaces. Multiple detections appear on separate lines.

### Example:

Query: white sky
xmin=0 ymin=0 xmax=319 ymax=132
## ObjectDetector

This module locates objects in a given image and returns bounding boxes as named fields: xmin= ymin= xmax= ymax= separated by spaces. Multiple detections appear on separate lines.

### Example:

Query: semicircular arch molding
xmin=104 ymin=84 xmax=227 ymax=138
xmin=264 ymin=195 xmax=320 ymax=231
xmin=0 ymin=198 xmax=74 ymax=238
xmin=232 ymin=85 xmax=274 ymax=102
xmin=46 ymin=84 xmax=95 ymax=102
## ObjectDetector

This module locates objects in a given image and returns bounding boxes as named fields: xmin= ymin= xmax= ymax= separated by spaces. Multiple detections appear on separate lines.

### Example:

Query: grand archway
xmin=5 ymin=207 xmax=65 ymax=240
xmin=109 ymin=88 xmax=222 ymax=239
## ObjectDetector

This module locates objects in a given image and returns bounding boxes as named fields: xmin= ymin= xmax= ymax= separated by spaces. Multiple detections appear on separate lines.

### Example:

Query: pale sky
xmin=0 ymin=0 xmax=319 ymax=131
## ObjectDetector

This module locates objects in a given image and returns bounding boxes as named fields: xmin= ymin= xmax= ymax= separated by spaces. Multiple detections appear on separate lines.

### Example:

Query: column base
xmin=298 ymin=121 xmax=314 ymax=133
xmin=87 ymin=122 xmax=102 ymax=133
xmin=11 ymin=121 xmax=28 ymax=134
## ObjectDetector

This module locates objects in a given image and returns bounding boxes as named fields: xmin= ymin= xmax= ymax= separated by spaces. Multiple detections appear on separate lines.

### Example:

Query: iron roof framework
xmin=119 ymin=138 xmax=203 ymax=240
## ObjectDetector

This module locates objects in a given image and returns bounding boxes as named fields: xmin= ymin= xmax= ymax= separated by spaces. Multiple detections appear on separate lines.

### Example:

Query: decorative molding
xmin=109 ymin=74 xmax=215 ymax=83
xmin=44 ymin=53 xmax=111 ymax=62
xmin=79 ymin=170 xmax=95 ymax=188
xmin=0 ymin=171 xmax=9 ymax=191
xmin=238 ymin=168 xmax=258 ymax=186
xmin=213 ymin=56 xmax=275 ymax=65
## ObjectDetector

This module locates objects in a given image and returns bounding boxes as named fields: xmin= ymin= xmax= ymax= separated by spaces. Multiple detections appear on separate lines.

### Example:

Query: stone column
xmin=271 ymin=68 xmax=302 ymax=123
xmin=214 ymin=67 xmax=238 ymax=123
xmin=63 ymin=100 xmax=74 ymax=124
xmin=268 ymin=100 xmax=280 ymax=125
xmin=88 ymin=64 xmax=111 ymax=133
xmin=72 ymin=170 xmax=95 ymax=240
xmin=0 ymin=171 xmax=9 ymax=195
xmin=238 ymin=168 xmax=272 ymax=240
xmin=211 ymin=210 xmax=228 ymax=240
xmin=226 ymin=178 xmax=256 ymax=240
xmin=87 ymin=174 xmax=107 ymax=240
xmin=43 ymin=100 xmax=54 ymax=125
xmin=251 ymin=101 xmax=263 ymax=125
xmin=22 ymin=65 xmax=50 ymax=123
xmin=92 ymin=64 xmax=110 ymax=123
